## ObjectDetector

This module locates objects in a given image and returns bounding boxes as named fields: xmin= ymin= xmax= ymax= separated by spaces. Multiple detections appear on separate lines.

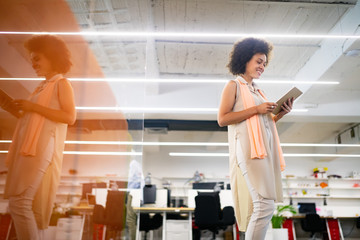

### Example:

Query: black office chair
xmin=300 ymin=213 xmax=327 ymax=239
xmin=93 ymin=190 xmax=127 ymax=239
xmin=194 ymin=192 xmax=235 ymax=240
xmin=139 ymin=213 xmax=163 ymax=240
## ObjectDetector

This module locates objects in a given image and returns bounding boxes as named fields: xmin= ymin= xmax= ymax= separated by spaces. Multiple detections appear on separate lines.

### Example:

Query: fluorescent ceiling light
xmin=169 ymin=152 xmax=360 ymax=157
xmin=75 ymin=106 xmax=307 ymax=113
xmin=64 ymin=141 xmax=229 ymax=146
xmin=2 ymin=140 xmax=358 ymax=147
xmin=169 ymin=152 xmax=229 ymax=157
xmin=0 ymin=77 xmax=339 ymax=85
xmin=281 ymin=143 xmax=360 ymax=147
xmin=1 ymin=31 xmax=360 ymax=39
xmin=63 ymin=151 xmax=142 ymax=156
xmin=0 ymin=150 xmax=142 ymax=156
xmin=76 ymin=107 xmax=218 ymax=113
xmin=283 ymin=153 xmax=360 ymax=158
xmin=255 ymin=80 xmax=339 ymax=85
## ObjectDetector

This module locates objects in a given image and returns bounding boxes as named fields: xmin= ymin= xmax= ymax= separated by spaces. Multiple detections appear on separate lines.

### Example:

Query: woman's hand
xmin=256 ymin=102 xmax=278 ymax=114
xmin=13 ymin=99 xmax=35 ymax=112
xmin=274 ymin=97 xmax=294 ymax=121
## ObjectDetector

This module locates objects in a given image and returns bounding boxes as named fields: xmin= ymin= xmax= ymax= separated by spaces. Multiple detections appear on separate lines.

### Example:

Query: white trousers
xmin=8 ymin=137 xmax=54 ymax=240
xmin=237 ymin=148 xmax=275 ymax=240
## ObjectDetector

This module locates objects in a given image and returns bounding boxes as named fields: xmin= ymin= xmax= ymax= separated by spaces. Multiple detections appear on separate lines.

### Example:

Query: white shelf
xmin=283 ymin=186 xmax=329 ymax=190
xmin=284 ymin=195 xmax=360 ymax=199
xmin=327 ymin=195 xmax=360 ymax=199
xmin=283 ymin=177 xmax=328 ymax=180
xmin=329 ymin=178 xmax=360 ymax=181
xmin=283 ymin=195 xmax=328 ymax=199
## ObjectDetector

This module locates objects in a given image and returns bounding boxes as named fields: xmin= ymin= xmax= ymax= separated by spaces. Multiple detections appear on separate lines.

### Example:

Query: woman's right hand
xmin=256 ymin=102 xmax=277 ymax=114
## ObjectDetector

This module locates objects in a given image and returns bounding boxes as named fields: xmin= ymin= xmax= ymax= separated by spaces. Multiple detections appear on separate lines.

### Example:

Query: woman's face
xmin=244 ymin=53 xmax=267 ymax=79
xmin=30 ymin=52 xmax=54 ymax=77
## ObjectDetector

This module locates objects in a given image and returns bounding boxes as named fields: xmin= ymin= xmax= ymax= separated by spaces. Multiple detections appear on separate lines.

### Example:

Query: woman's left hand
xmin=276 ymin=97 xmax=294 ymax=118
xmin=13 ymin=99 xmax=35 ymax=112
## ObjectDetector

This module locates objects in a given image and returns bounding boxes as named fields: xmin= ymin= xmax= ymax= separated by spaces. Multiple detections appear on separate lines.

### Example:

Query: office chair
xmin=194 ymin=192 xmax=235 ymax=240
xmin=93 ymin=190 xmax=127 ymax=239
xmin=300 ymin=213 xmax=327 ymax=239
xmin=139 ymin=213 xmax=163 ymax=240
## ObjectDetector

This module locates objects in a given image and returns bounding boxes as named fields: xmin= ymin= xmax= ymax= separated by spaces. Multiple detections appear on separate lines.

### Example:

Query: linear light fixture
xmin=169 ymin=152 xmax=230 ymax=157
xmin=1 ymin=31 xmax=360 ymax=39
xmin=0 ymin=150 xmax=141 ymax=156
xmin=75 ymin=106 xmax=308 ymax=113
xmin=283 ymin=153 xmax=360 ymax=158
xmin=1 ymin=140 xmax=359 ymax=147
xmin=281 ymin=143 xmax=360 ymax=147
xmin=169 ymin=152 xmax=360 ymax=157
xmin=63 ymin=151 xmax=142 ymax=156
xmin=0 ymin=77 xmax=339 ymax=85
xmin=75 ymin=106 xmax=219 ymax=113
xmin=65 ymin=141 xmax=229 ymax=146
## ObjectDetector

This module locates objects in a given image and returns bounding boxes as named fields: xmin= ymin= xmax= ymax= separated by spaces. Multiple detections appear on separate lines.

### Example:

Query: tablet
xmin=273 ymin=87 xmax=303 ymax=115
xmin=0 ymin=89 xmax=21 ymax=117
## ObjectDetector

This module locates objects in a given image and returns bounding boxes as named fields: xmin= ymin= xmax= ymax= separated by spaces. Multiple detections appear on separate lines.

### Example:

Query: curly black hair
xmin=227 ymin=38 xmax=273 ymax=75
xmin=24 ymin=35 xmax=72 ymax=74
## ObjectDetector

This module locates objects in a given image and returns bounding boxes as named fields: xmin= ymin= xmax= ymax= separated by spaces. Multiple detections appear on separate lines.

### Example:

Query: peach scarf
xmin=21 ymin=74 xmax=63 ymax=156
xmin=237 ymin=78 xmax=285 ymax=171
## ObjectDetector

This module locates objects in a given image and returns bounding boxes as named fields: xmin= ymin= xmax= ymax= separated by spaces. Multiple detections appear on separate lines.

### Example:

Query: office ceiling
xmin=0 ymin=0 xmax=359 ymax=145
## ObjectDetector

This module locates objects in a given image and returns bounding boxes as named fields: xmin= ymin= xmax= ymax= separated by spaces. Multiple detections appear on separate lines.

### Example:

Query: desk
xmin=71 ymin=205 xmax=94 ymax=240
xmin=133 ymin=207 xmax=194 ymax=240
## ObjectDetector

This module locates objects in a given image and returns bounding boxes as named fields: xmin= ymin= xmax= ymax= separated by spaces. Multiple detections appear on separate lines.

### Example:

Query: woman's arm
xmin=217 ymin=81 xmax=277 ymax=127
xmin=14 ymin=78 xmax=76 ymax=125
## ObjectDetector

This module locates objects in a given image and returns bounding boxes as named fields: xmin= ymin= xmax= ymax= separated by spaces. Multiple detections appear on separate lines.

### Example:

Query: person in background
xmin=1 ymin=34 xmax=76 ymax=240
xmin=217 ymin=38 xmax=293 ymax=240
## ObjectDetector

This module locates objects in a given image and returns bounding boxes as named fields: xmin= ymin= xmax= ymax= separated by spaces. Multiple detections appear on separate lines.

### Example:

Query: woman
xmin=2 ymin=35 xmax=76 ymax=239
xmin=217 ymin=38 xmax=293 ymax=240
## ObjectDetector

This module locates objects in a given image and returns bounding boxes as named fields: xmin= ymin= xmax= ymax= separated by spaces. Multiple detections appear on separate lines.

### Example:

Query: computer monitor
xmin=192 ymin=182 xmax=224 ymax=190
xmin=143 ymin=184 xmax=157 ymax=204
xmin=109 ymin=180 xmax=128 ymax=189
xmin=298 ymin=202 xmax=316 ymax=214
xmin=81 ymin=182 xmax=107 ymax=199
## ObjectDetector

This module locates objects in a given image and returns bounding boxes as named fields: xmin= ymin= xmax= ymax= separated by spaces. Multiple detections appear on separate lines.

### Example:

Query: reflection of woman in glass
xmin=3 ymin=35 xmax=75 ymax=239
xmin=218 ymin=38 xmax=293 ymax=240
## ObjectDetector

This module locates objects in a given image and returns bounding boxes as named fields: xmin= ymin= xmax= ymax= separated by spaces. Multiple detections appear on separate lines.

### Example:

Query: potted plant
xmin=272 ymin=204 xmax=297 ymax=228
xmin=271 ymin=205 xmax=297 ymax=240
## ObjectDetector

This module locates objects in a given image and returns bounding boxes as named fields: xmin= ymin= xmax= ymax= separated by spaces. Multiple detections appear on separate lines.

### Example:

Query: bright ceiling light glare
xmin=281 ymin=143 xmax=360 ymax=147
xmin=75 ymin=106 xmax=307 ymax=113
xmin=1 ymin=31 xmax=360 ymax=40
xmin=2 ymin=140 xmax=359 ymax=148
xmin=169 ymin=152 xmax=229 ymax=157
xmin=63 ymin=151 xmax=142 ymax=156
xmin=0 ymin=150 xmax=142 ymax=156
xmin=254 ymin=80 xmax=339 ymax=85
xmin=283 ymin=153 xmax=360 ymax=158
xmin=75 ymin=106 xmax=219 ymax=113
xmin=65 ymin=141 xmax=229 ymax=146
xmin=0 ymin=77 xmax=339 ymax=85
xmin=169 ymin=152 xmax=360 ymax=158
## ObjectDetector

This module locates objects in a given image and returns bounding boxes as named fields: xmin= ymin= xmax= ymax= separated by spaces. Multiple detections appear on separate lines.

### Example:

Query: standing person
xmin=1 ymin=35 xmax=76 ymax=240
xmin=217 ymin=38 xmax=293 ymax=240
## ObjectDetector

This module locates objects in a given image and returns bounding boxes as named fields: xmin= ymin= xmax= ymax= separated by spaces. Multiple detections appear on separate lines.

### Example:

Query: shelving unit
xmin=282 ymin=177 xmax=360 ymax=199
